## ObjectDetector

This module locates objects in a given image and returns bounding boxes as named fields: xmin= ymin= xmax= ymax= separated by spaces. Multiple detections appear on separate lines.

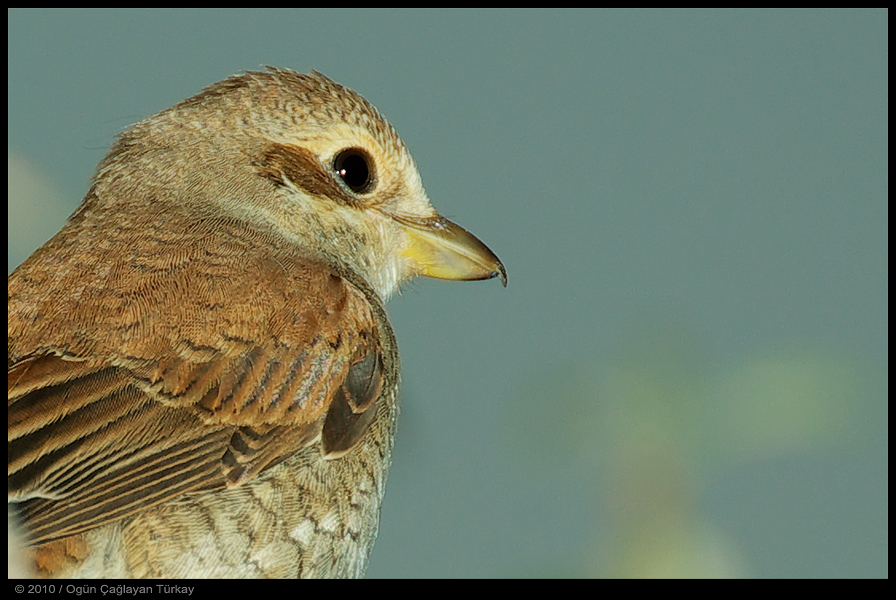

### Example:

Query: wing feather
xmin=8 ymin=218 xmax=392 ymax=545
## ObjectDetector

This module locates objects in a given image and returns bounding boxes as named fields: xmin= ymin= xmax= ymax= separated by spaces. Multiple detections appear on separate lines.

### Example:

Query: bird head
xmin=90 ymin=67 xmax=505 ymax=299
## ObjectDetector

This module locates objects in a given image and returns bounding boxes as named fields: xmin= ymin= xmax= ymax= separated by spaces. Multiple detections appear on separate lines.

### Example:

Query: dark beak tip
xmin=494 ymin=264 xmax=508 ymax=287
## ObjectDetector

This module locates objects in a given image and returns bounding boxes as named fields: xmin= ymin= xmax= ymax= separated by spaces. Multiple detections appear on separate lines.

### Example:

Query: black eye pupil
xmin=334 ymin=148 xmax=374 ymax=194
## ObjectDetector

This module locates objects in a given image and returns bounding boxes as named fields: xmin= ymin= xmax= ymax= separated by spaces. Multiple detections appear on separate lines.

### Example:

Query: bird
xmin=7 ymin=67 xmax=506 ymax=578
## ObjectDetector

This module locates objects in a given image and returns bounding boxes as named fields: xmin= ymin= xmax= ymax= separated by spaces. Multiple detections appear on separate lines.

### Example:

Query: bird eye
xmin=333 ymin=148 xmax=376 ymax=194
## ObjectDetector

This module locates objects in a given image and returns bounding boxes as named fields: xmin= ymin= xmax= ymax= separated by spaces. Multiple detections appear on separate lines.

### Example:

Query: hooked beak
xmin=394 ymin=215 xmax=507 ymax=286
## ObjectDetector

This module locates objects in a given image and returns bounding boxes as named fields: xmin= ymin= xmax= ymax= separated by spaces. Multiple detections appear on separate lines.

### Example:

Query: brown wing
xmin=8 ymin=217 xmax=392 ymax=545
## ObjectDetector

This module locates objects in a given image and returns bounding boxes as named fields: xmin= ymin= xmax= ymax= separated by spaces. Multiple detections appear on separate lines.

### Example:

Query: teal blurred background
xmin=8 ymin=10 xmax=887 ymax=578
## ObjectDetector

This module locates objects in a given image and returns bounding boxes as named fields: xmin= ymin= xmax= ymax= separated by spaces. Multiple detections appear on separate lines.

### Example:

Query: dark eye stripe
xmin=255 ymin=143 xmax=379 ymax=204
xmin=256 ymin=143 xmax=356 ymax=205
